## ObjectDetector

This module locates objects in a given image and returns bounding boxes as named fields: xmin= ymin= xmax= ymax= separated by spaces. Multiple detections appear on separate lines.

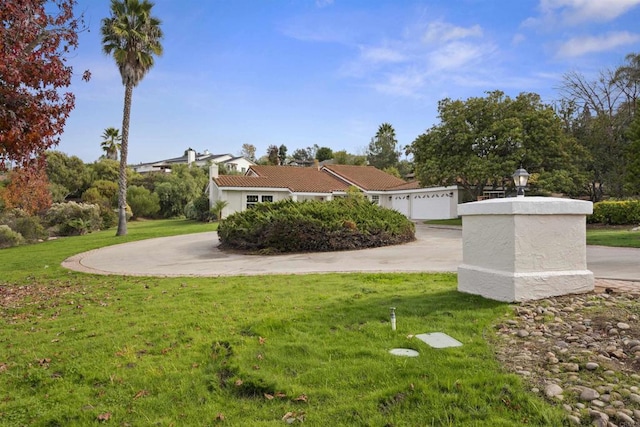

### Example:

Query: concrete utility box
xmin=457 ymin=197 xmax=594 ymax=302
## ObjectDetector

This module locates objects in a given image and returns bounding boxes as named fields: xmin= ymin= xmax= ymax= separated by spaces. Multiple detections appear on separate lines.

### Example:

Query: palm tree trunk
xmin=116 ymin=83 xmax=133 ymax=236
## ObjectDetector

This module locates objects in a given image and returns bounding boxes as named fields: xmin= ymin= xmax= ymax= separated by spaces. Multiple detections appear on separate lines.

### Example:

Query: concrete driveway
xmin=62 ymin=225 xmax=640 ymax=281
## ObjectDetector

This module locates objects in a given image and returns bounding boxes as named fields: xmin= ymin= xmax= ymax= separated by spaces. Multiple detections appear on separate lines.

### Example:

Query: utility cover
xmin=389 ymin=348 xmax=419 ymax=357
xmin=416 ymin=332 xmax=462 ymax=348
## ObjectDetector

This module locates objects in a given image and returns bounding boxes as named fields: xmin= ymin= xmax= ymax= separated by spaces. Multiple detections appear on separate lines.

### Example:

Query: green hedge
xmin=588 ymin=200 xmax=640 ymax=225
xmin=217 ymin=198 xmax=415 ymax=253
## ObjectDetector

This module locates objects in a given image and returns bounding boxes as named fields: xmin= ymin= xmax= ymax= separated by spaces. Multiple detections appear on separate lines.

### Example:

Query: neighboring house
xmin=209 ymin=164 xmax=459 ymax=220
xmin=133 ymin=148 xmax=255 ymax=174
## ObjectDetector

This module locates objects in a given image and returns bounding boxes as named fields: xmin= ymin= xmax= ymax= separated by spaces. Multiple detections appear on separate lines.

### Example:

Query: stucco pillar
xmin=457 ymin=197 xmax=594 ymax=302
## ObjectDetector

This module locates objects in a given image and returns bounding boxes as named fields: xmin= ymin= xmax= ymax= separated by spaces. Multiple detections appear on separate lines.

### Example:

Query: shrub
xmin=45 ymin=202 xmax=102 ymax=236
xmin=14 ymin=216 xmax=48 ymax=241
xmin=588 ymin=200 xmax=640 ymax=225
xmin=82 ymin=181 xmax=120 ymax=229
xmin=127 ymin=185 xmax=160 ymax=219
xmin=185 ymin=194 xmax=213 ymax=222
xmin=0 ymin=209 xmax=47 ymax=241
xmin=0 ymin=225 xmax=24 ymax=249
xmin=218 ymin=198 xmax=415 ymax=253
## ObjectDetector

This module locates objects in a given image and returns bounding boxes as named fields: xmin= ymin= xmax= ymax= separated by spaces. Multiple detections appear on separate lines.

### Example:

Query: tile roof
xmin=387 ymin=180 xmax=422 ymax=191
xmin=322 ymin=164 xmax=409 ymax=191
xmin=214 ymin=165 xmax=351 ymax=193
xmin=213 ymin=165 xmax=417 ymax=193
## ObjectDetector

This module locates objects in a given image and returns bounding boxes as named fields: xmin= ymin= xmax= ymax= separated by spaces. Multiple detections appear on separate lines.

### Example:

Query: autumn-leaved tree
xmin=1 ymin=0 xmax=88 ymax=213
xmin=0 ymin=0 xmax=87 ymax=168
xmin=1 ymin=165 xmax=52 ymax=214
xmin=101 ymin=0 xmax=163 ymax=236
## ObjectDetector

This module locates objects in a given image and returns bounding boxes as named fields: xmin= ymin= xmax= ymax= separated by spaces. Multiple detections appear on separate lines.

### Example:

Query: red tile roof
xmin=214 ymin=165 xmax=351 ymax=193
xmin=213 ymin=165 xmax=416 ymax=193
xmin=387 ymin=180 xmax=421 ymax=191
xmin=322 ymin=164 xmax=409 ymax=191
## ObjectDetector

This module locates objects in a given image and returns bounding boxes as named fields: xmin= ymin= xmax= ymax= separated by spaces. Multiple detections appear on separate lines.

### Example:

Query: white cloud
xmin=428 ymin=41 xmax=490 ymax=72
xmin=537 ymin=0 xmax=640 ymax=24
xmin=359 ymin=46 xmax=407 ymax=64
xmin=422 ymin=22 xmax=483 ymax=43
xmin=373 ymin=69 xmax=427 ymax=97
xmin=556 ymin=31 xmax=640 ymax=57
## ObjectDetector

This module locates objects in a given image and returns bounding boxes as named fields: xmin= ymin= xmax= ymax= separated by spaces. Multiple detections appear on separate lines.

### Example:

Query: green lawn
xmin=425 ymin=218 xmax=640 ymax=248
xmin=586 ymin=227 xmax=640 ymax=248
xmin=0 ymin=220 xmax=567 ymax=426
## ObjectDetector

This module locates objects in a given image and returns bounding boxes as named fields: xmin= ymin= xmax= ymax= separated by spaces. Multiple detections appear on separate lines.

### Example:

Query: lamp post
xmin=513 ymin=167 xmax=530 ymax=197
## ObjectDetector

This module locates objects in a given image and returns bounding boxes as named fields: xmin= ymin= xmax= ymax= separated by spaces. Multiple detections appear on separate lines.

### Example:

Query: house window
xmin=246 ymin=195 xmax=258 ymax=209
xmin=261 ymin=195 xmax=273 ymax=203
xmin=371 ymin=195 xmax=380 ymax=205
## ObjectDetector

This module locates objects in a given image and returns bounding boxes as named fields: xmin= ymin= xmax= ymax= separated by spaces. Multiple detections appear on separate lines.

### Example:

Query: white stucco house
xmin=133 ymin=148 xmax=255 ymax=174
xmin=209 ymin=164 xmax=459 ymax=221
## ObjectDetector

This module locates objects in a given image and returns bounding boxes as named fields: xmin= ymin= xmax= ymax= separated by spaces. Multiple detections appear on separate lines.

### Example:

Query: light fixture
xmin=513 ymin=167 xmax=530 ymax=197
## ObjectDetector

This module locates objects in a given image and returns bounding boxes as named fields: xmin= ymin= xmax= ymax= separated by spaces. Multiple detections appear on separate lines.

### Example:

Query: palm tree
xmin=211 ymin=200 xmax=229 ymax=221
xmin=100 ymin=127 xmax=122 ymax=161
xmin=101 ymin=0 xmax=163 ymax=236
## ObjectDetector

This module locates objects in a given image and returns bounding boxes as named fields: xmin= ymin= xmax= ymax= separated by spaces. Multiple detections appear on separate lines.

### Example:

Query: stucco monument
xmin=457 ymin=197 xmax=594 ymax=302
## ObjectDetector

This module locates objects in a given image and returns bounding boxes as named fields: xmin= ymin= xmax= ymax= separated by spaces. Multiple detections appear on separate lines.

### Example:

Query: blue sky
xmin=58 ymin=0 xmax=640 ymax=165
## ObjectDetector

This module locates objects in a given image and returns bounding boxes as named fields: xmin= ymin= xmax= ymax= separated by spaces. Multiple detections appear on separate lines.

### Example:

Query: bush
xmin=0 ymin=209 xmax=48 ymax=241
xmin=588 ymin=200 xmax=640 ymax=225
xmin=218 ymin=198 xmax=415 ymax=253
xmin=45 ymin=202 xmax=102 ymax=236
xmin=0 ymin=225 xmax=24 ymax=248
xmin=127 ymin=185 xmax=160 ymax=219
xmin=82 ymin=181 xmax=120 ymax=229
xmin=185 ymin=194 xmax=213 ymax=222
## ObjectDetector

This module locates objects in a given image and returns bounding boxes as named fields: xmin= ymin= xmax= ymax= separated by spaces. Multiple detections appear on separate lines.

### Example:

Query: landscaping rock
xmin=545 ymin=384 xmax=564 ymax=398
xmin=581 ymin=388 xmax=600 ymax=402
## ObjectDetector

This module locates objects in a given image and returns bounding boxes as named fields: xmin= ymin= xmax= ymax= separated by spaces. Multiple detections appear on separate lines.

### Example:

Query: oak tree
xmin=411 ymin=91 xmax=583 ymax=200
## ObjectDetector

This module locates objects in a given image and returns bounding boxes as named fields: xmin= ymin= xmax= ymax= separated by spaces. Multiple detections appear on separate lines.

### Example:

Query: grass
xmin=1 ymin=220 xmax=568 ymax=426
xmin=586 ymin=227 xmax=640 ymax=248
xmin=425 ymin=218 xmax=640 ymax=248
xmin=425 ymin=218 xmax=462 ymax=226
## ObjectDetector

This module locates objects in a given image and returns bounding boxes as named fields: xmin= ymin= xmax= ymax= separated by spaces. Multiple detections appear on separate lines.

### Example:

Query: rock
xmin=545 ymin=384 xmax=564 ymax=398
xmin=562 ymin=363 xmax=580 ymax=372
xmin=589 ymin=409 xmax=609 ymax=422
xmin=615 ymin=412 xmax=635 ymax=425
xmin=586 ymin=362 xmax=600 ymax=371
xmin=616 ymin=322 xmax=630 ymax=330
xmin=581 ymin=388 xmax=600 ymax=401
xmin=567 ymin=415 xmax=581 ymax=425
xmin=629 ymin=393 xmax=640 ymax=404
xmin=517 ymin=329 xmax=530 ymax=337
xmin=591 ymin=399 xmax=606 ymax=407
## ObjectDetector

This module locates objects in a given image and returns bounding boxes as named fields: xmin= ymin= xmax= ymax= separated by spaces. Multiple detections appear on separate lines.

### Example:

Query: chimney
xmin=209 ymin=163 xmax=219 ymax=179
xmin=187 ymin=148 xmax=196 ymax=166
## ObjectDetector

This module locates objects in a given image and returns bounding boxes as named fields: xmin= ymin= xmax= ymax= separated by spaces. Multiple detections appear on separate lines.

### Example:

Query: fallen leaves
xmin=133 ymin=390 xmax=149 ymax=399
xmin=282 ymin=411 xmax=305 ymax=424
xmin=97 ymin=412 xmax=111 ymax=422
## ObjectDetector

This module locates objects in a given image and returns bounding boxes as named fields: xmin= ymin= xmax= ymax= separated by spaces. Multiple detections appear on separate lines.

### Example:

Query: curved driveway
xmin=62 ymin=225 xmax=640 ymax=282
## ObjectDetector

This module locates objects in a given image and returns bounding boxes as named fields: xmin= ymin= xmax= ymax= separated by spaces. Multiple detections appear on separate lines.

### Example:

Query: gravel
xmin=493 ymin=290 xmax=640 ymax=426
